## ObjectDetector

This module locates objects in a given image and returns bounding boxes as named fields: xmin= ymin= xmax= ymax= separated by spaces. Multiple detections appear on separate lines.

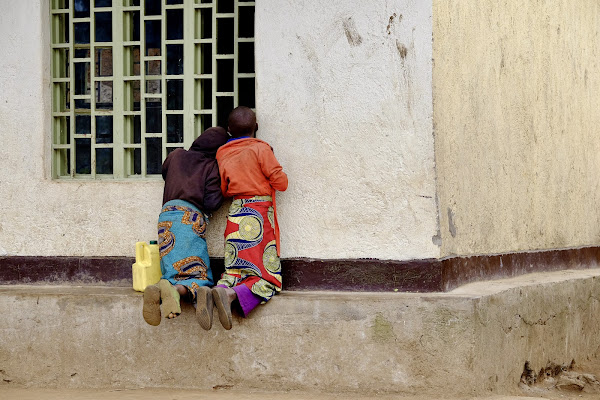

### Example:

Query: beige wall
xmin=433 ymin=1 xmax=600 ymax=257
xmin=0 ymin=0 xmax=439 ymax=260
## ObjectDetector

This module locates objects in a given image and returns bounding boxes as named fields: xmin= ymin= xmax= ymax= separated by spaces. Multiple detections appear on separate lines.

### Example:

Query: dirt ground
xmin=1 ymin=387 xmax=600 ymax=400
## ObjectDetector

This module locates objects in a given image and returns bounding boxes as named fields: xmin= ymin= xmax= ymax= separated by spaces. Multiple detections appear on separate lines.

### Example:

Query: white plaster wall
xmin=0 ymin=0 xmax=438 ymax=261
xmin=0 ymin=0 xmax=182 ymax=257
xmin=256 ymin=0 xmax=438 ymax=260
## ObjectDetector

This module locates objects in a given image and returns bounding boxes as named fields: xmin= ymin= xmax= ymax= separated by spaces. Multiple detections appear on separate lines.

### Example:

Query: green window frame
xmin=50 ymin=0 xmax=255 ymax=179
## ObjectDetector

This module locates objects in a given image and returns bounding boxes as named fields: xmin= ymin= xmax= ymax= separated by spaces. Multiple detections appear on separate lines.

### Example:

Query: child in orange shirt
xmin=209 ymin=107 xmax=288 ymax=330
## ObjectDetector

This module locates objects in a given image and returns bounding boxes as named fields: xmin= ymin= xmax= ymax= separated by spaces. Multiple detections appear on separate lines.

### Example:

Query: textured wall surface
xmin=0 ymin=0 xmax=174 ymax=257
xmin=1 ymin=269 xmax=599 ymax=395
xmin=0 ymin=0 xmax=438 ymax=260
xmin=433 ymin=1 xmax=600 ymax=257
xmin=256 ymin=0 xmax=438 ymax=260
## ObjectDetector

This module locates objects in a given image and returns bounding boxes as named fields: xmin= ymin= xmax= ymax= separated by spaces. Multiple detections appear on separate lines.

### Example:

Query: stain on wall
xmin=342 ymin=17 xmax=363 ymax=46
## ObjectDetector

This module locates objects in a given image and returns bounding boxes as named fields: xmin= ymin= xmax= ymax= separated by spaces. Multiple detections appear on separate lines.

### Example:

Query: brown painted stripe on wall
xmin=0 ymin=247 xmax=598 ymax=292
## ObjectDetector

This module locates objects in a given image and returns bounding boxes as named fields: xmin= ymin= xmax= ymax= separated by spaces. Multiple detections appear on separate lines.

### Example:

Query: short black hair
xmin=228 ymin=106 xmax=256 ymax=138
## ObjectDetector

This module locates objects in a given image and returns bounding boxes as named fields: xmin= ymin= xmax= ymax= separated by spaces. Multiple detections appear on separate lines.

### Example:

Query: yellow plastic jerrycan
xmin=132 ymin=241 xmax=162 ymax=292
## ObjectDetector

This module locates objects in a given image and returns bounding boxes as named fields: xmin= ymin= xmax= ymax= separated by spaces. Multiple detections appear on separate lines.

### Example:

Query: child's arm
xmin=204 ymin=163 xmax=225 ymax=212
xmin=259 ymin=146 xmax=288 ymax=192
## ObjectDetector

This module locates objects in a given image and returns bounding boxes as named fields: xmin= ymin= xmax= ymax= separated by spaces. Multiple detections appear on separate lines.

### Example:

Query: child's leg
xmin=231 ymin=284 xmax=262 ymax=317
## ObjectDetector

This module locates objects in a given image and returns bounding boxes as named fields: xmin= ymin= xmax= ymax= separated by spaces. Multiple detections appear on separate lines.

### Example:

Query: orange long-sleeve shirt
xmin=216 ymin=138 xmax=288 ymax=197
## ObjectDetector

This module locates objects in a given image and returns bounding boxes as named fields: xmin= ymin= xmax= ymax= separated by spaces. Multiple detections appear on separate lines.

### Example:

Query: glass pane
xmin=198 ymin=79 xmax=211 ymax=110
xmin=74 ymin=48 xmax=90 ymax=58
xmin=145 ymin=0 xmax=161 ymax=16
xmin=134 ymin=115 xmax=141 ymax=143
xmin=146 ymin=138 xmax=162 ymax=174
xmin=238 ymin=6 xmax=254 ymax=38
xmin=217 ymin=96 xmax=233 ymax=128
xmin=74 ymin=22 xmax=90 ymax=44
xmin=133 ymin=80 xmax=141 ymax=110
xmin=167 ymin=9 xmax=184 ymax=40
xmin=145 ymin=20 xmax=161 ymax=56
xmin=131 ymin=11 xmax=140 ymax=41
xmin=217 ymin=59 xmax=233 ymax=92
xmin=53 ymin=82 xmax=70 ymax=112
xmin=238 ymin=78 xmax=255 ymax=108
xmin=217 ymin=0 xmax=233 ymax=13
xmin=125 ymin=148 xmax=139 ymax=176
xmin=96 ymin=81 xmax=113 ymax=109
xmin=55 ymin=148 xmax=71 ymax=176
xmin=75 ymin=138 xmax=91 ymax=174
xmin=125 ymin=80 xmax=141 ymax=111
xmin=52 ymin=14 xmax=69 ymax=44
xmin=74 ymin=62 xmax=90 ymax=95
xmin=198 ymin=8 xmax=212 ymax=39
xmin=76 ymin=115 xmax=91 ymax=134
xmin=95 ymin=12 xmax=112 ymax=42
xmin=52 ymin=0 xmax=70 ymax=10
xmin=217 ymin=18 xmax=234 ymax=54
xmin=167 ymin=114 xmax=183 ymax=143
xmin=197 ymin=43 xmax=212 ymax=74
xmin=95 ymin=48 xmax=112 ymax=76
xmin=53 ymin=116 xmax=70 ymax=144
xmin=125 ymin=115 xmax=141 ymax=144
xmin=96 ymin=148 xmax=113 ymax=174
xmin=167 ymin=79 xmax=183 ymax=110
xmin=146 ymin=100 xmax=162 ymax=133
xmin=145 ymin=60 xmax=161 ymax=75
xmin=146 ymin=79 xmax=161 ymax=94
xmin=238 ymin=42 xmax=254 ymax=73
xmin=75 ymin=99 xmax=91 ymax=110
xmin=166 ymin=44 xmax=183 ymax=75
xmin=96 ymin=115 xmax=113 ymax=143
xmin=196 ymin=114 xmax=212 ymax=137
xmin=166 ymin=0 xmax=183 ymax=4
xmin=95 ymin=0 xmax=111 ymax=7
xmin=134 ymin=148 xmax=141 ymax=174
xmin=74 ymin=0 xmax=90 ymax=18
xmin=125 ymin=45 xmax=141 ymax=76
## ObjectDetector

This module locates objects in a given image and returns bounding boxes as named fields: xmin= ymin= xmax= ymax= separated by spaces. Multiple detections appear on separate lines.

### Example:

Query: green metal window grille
xmin=50 ymin=0 xmax=255 ymax=178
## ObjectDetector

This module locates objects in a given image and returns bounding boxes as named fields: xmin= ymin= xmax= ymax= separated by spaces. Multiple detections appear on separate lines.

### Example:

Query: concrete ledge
xmin=1 ymin=269 xmax=600 ymax=396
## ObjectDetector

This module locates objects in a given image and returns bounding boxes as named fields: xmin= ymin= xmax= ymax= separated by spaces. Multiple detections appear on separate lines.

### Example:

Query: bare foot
xmin=159 ymin=280 xmax=181 ymax=319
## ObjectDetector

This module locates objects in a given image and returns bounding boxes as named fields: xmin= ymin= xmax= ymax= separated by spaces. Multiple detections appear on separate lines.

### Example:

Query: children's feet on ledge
xmin=212 ymin=287 xmax=236 ymax=330
xmin=142 ymin=284 xmax=161 ymax=326
xmin=195 ymin=286 xmax=214 ymax=330
xmin=159 ymin=279 xmax=181 ymax=319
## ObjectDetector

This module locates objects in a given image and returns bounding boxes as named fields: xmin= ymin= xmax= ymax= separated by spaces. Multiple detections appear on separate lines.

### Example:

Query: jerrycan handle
xmin=135 ymin=242 xmax=147 ymax=263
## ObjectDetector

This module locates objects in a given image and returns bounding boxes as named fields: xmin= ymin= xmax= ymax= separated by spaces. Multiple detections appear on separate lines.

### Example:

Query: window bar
xmin=183 ymin=0 xmax=195 ymax=147
xmin=211 ymin=1 xmax=217 ymax=127
xmin=233 ymin=0 xmax=239 ymax=108
xmin=161 ymin=3 xmax=167 ymax=165
xmin=68 ymin=1 xmax=76 ymax=177
xmin=90 ymin=3 xmax=97 ymax=178
xmin=113 ymin=2 xmax=125 ymax=178
xmin=140 ymin=4 xmax=147 ymax=177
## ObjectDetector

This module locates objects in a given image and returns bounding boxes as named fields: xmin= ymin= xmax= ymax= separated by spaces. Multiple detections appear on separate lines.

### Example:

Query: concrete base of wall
xmin=1 ymin=269 xmax=600 ymax=397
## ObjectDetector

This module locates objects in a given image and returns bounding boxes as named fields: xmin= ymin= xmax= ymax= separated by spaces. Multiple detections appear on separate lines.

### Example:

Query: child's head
xmin=228 ymin=106 xmax=257 ymax=138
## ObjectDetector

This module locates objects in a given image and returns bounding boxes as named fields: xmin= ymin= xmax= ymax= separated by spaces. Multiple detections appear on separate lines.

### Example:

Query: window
xmin=50 ymin=0 xmax=255 ymax=178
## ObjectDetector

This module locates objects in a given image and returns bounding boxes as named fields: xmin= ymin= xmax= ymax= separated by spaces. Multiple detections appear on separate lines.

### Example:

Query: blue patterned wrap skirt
xmin=157 ymin=199 xmax=214 ymax=296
